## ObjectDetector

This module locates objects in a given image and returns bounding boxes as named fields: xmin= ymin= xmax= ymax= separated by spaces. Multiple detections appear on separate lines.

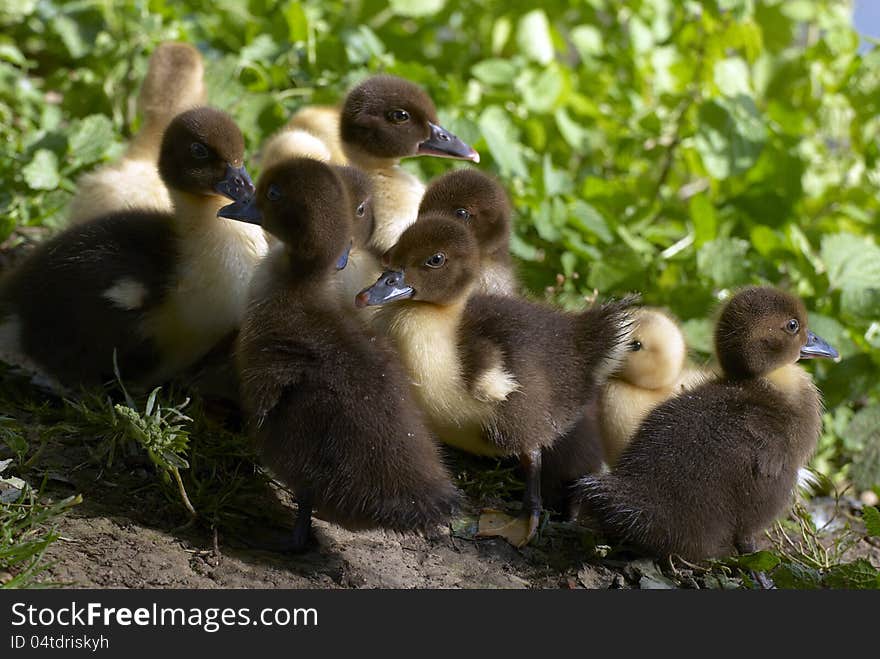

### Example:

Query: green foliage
xmin=1 ymin=0 xmax=879 ymax=583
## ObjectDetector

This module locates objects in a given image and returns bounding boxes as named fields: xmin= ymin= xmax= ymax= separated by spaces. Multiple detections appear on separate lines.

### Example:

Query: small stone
xmin=860 ymin=490 xmax=879 ymax=507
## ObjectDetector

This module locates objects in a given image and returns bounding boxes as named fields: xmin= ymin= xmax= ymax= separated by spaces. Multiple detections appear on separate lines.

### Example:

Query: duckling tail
xmin=575 ymin=472 xmax=649 ymax=547
xmin=577 ymin=294 xmax=639 ymax=387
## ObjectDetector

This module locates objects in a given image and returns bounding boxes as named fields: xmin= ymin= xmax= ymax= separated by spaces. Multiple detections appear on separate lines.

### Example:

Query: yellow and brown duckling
xmin=418 ymin=169 xmax=517 ymax=296
xmin=340 ymin=74 xmax=480 ymax=255
xmin=229 ymin=158 xmax=460 ymax=551
xmin=577 ymin=286 xmax=838 ymax=562
xmin=599 ymin=308 xmax=709 ymax=467
xmin=67 ymin=42 xmax=207 ymax=225
xmin=418 ymin=169 xmax=602 ymax=518
xmin=0 ymin=107 xmax=265 ymax=389
xmin=356 ymin=216 xmax=634 ymax=546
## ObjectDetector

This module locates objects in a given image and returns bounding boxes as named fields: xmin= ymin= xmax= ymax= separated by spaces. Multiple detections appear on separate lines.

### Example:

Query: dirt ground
xmin=37 ymin=448 xmax=626 ymax=590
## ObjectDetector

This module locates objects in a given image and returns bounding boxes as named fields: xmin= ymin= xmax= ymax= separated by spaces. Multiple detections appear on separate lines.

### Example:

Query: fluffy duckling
xmin=418 ymin=170 xmax=604 ymax=516
xmin=577 ymin=286 xmax=838 ymax=561
xmin=340 ymin=74 xmax=480 ymax=254
xmin=259 ymin=105 xmax=343 ymax=169
xmin=229 ymin=158 xmax=460 ymax=551
xmin=0 ymin=107 xmax=266 ymax=388
xmin=418 ymin=169 xmax=517 ymax=296
xmin=67 ymin=42 xmax=206 ymax=225
xmin=599 ymin=308 xmax=709 ymax=467
xmin=356 ymin=216 xmax=634 ymax=546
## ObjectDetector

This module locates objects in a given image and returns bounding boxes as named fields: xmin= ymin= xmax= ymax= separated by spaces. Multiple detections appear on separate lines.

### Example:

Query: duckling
xmin=340 ymin=74 xmax=480 ymax=255
xmin=418 ymin=169 xmax=517 ymax=296
xmin=0 ymin=107 xmax=266 ymax=388
xmin=229 ymin=158 xmax=460 ymax=551
xmin=66 ymin=42 xmax=206 ymax=225
xmin=599 ymin=308 xmax=709 ymax=467
xmin=418 ymin=169 xmax=603 ymax=517
xmin=356 ymin=215 xmax=634 ymax=546
xmin=576 ymin=286 xmax=838 ymax=561
xmin=259 ymin=105 xmax=343 ymax=169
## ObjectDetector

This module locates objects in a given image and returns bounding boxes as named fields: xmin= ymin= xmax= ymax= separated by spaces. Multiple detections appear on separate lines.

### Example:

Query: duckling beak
xmin=217 ymin=196 xmax=262 ymax=224
xmin=214 ymin=164 xmax=256 ymax=202
xmin=417 ymin=122 xmax=480 ymax=162
xmin=354 ymin=270 xmax=415 ymax=308
xmin=800 ymin=330 xmax=840 ymax=361
xmin=336 ymin=243 xmax=352 ymax=271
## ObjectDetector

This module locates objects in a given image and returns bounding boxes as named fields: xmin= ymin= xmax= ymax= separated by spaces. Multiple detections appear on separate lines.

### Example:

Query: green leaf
xmin=824 ymin=559 xmax=880 ymax=589
xmin=478 ymin=105 xmax=528 ymax=178
xmin=843 ymin=405 xmax=880 ymax=490
xmin=67 ymin=114 xmax=116 ymax=167
xmin=697 ymin=238 xmax=752 ymax=288
xmin=52 ymin=14 xmax=87 ymax=59
xmin=734 ymin=550 xmax=781 ymax=572
xmin=518 ymin=66 xmax=563 ymax=114
xmin=570 ymin=25 xmax=603 ymax=61
xmin=471 ymin=59 xmax=517 ymax=86
xmin=713 ymin=57 xmax=751 ymax=97
xmin=570 ymin=200 xmax=613 ymax=243
xmin=863 ymin=506 xmax=880 ymax=538
xmin=681 ymin=318 xmax=714 ymax=354
xmin=695 ymin=96 xmax=767 ymax=179
xmin=389 ymin=0 xmax=446 ymax=18
xmin=516 ymin=10 xmax=554 ymax=65
xmin=689 ymin=193 xmax=717 ymax=247
xmin=22 ymin=149 xmax=60 ymax=191
xmin=821 ymin=233 xmax=880 ymax=319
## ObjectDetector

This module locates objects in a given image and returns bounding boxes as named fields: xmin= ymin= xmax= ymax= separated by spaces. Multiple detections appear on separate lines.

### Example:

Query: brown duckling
xmin=356 ymin=215 xmax=634 ymax=546
xmin=340 ymin=74 xmax=479 ymax=255
xmin=599 ymin=308 xmax=709 ymax=467
xmin=577 ymin=286 xmax=838 ymax=561
xmin=67 ymin=42 xmax=206 ymax=225
xmin=0 ymin=107 xmax=265 ymax=388
xmin=228 ymin=158 xmax=460 ymax=551
xmin=418 ymin=169 xmax=517 ymax=296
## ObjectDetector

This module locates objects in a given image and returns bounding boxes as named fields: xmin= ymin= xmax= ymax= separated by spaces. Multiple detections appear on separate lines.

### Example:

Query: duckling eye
xmin=785 ymin=318 xmax=800 ymax=334
xmin=425 ymin=253 xmax=446 ymax=268
xmin=455 ymin=208 xmax=471 ymax=221
xmin=266 ymin=184 xmax=282 ymax=202
xmin=387 ymin=109 xmax=410 ymax=124
xmin=630 ymin=340 xmax=642 ymax=352
xmin=190 ymin=142 xmax=210 ymax=160
xmin=356 ymin=201 xmax=366 ymax=217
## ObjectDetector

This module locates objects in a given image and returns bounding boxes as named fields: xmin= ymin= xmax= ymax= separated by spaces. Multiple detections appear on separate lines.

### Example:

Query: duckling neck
xmin=343 ymin=145 xmax=424 ymax=254
xmin=764 ymin=363 xmax=816 ymax=402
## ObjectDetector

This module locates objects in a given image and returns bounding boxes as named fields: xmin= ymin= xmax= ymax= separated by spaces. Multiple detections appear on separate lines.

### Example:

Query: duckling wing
xmin=0 ymin=212 xmax=178 ymax=386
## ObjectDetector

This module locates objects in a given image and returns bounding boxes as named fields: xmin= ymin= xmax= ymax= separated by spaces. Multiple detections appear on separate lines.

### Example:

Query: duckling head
xmin=355 ymin=214 xmax=479 ymax=307
xmin=418 ymin=169 xmax=511 ymax=258
xmin=340 ymin=75 xmax=479 ymax=164
xmin=220 ymin=157 xmax=352 ymax=274
xmin=618 ymin=308 xmax=687 ymax=390
xmin=715 ymin=286 xmax=839 ymax=380
xmin=158 ymin=107 xmax=255 ymax=207
xmin=333 ymin=165 xmax=375 ymax=254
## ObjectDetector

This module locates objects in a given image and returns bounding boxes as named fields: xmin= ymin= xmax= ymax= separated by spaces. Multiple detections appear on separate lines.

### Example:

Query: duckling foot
xmin=288 ymin=495 xmax=314 ymax=554
xmin=477 ymin=509 xmax=540 ymax=548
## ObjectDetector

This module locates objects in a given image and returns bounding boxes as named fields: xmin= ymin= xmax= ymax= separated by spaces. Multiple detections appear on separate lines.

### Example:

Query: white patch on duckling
xmin=477 ymin=262 xmax=518 ymax=297
xmin=102 ymin=277 xmax=148 ymax=310
xmin=473 ymin=364 xmax=519 ymax=403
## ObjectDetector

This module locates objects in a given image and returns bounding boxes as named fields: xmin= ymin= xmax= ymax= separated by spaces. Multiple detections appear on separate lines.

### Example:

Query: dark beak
xmin=800 ymin=330 xmax=840 ymax=361
xmin=214 ymin=164 xmax=256 ymax=202
xmin=336 ymin=243 xmax=352 ymax=271
xmin=217 ymin=195 xmax=262 ymax=224
xmin=355 ymin=270 xmax=415 ymax=308
xmin=417 ymin=122 xmax=480 ymax=162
